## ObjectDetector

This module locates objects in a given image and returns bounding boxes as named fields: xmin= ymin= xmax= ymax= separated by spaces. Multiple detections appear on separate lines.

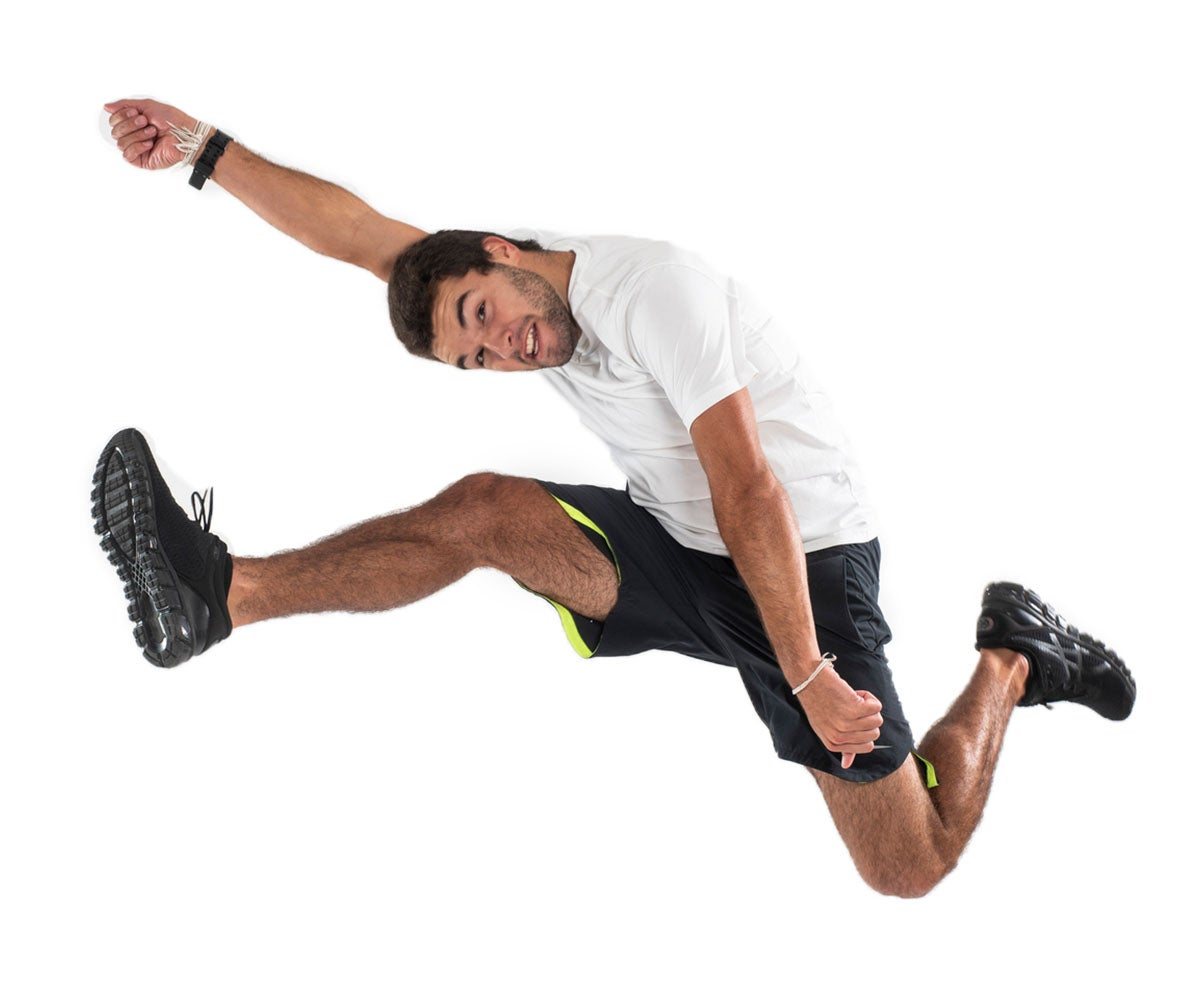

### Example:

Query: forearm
xmin=204 ymin=140 xmax=422 ymax=280
xmin=711 ymin=471 xmax=823 ymax=686
xmin=691 ymin=389 xmax=881 ymax=762
xmin=106 ymin=98 xmax=427 ymax=280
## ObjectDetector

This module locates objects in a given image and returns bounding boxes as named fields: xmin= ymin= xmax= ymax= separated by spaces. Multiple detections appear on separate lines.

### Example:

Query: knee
xmin=858 ymin=854 xmax=956 ymax=899
xmin=436 ymin=472 xmax=538 ymax=548
xmin=442 ymin=472 xmax=535 ymax=514
xmin=446 ymin=472 xmax=512 ymax=506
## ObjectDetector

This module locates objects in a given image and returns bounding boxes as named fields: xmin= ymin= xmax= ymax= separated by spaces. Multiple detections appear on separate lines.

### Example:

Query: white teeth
xmin=526 ymin=325 xmax=536 ymax=356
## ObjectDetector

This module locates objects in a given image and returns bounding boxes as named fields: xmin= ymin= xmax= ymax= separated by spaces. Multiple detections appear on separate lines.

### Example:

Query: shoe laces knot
xmin=190 ymin=488 xmax=214 ymax=532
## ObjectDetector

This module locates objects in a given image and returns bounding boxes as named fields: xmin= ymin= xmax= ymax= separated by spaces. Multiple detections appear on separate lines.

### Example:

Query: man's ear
xmin=481 ymin=235 xmax=521 ymax=264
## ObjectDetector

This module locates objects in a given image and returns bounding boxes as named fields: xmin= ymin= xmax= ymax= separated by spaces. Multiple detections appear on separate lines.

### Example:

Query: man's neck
xmin=525 ymin=249 xmax=576 ymax=307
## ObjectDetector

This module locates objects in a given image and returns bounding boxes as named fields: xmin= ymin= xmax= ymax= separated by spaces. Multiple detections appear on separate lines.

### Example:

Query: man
xmin=95 ymin=97 xmax=1135 ymax=898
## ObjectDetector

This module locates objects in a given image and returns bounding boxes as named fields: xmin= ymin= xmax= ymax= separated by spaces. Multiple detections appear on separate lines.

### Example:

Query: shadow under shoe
xmin=92 ymin=427 xmax=232 ymax=667
xmin=975 ymin=581 xmax=1135 ymax=720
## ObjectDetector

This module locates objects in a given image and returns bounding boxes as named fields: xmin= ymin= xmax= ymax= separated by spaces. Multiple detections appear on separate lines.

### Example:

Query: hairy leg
xmin=227 ymin=473 xmax=617 ymax=627
xmin=811 ymin=648 xmax=1027 ymax=897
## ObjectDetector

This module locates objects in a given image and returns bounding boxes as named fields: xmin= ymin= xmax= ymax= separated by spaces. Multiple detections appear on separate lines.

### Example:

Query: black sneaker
xmin=975 ymin=581 xmax=1135 ymax=720
xmin=92 ymin=428 xmax=232 ymax=667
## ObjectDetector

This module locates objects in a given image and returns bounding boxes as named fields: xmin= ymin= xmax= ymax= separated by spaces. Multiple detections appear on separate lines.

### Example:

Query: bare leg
xmin=811 ymin=648 xmax=1028 ymax=898
xmin=227 ymin=473 xmax=617 ymax=628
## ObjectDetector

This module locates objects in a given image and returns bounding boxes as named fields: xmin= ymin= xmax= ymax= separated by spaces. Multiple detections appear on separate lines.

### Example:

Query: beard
xmin=501 ymin=265 xmax=583 ymax=367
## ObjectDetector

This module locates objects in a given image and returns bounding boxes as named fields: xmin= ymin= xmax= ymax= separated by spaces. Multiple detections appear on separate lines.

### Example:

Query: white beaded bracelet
xmin=792 ymin=652 xmax=836 ymax=695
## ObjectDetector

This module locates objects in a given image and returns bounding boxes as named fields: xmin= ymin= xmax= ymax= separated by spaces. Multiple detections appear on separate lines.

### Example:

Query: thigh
xmin=453 ymin=474 xmax=619 ymax=622
xmin=534 ymin=481 xmax=734 ymax=663
xmin=809 ymin=757 xmax=946 ymax=897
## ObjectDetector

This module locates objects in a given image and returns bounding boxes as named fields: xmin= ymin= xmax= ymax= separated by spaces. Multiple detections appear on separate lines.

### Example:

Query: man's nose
xmin=484 ymin=323 xmax=516 ymax=357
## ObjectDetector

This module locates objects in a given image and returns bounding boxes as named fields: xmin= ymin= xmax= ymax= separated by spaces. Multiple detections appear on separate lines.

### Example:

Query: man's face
xmin=431 ymin=264 xmax=582 ymax=371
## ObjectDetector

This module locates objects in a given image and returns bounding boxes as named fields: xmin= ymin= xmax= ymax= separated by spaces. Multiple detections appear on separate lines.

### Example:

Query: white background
xmin=3 ymin=2 xmax=1197 ymax=987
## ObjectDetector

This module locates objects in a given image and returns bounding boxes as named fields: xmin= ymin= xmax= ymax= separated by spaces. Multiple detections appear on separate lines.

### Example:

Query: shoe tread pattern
xmin=91 ymin=430 xmax=196 ymax=667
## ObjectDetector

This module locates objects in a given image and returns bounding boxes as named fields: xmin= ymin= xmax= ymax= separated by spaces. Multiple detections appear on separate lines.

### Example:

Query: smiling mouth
xmin=525 ymin=323 xmax=539 ymax=359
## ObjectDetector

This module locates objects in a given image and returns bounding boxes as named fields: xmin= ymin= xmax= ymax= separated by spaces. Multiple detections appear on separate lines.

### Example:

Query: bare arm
xmin=104 ymin=98 xmax=426 ymax=281
xmin=690 ymin=388 xmax=883 ymax=768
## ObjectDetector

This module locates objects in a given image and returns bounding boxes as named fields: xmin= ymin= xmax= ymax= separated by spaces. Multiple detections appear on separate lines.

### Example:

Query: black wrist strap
xmin=189 ymin=130 xmax=232 ymax=190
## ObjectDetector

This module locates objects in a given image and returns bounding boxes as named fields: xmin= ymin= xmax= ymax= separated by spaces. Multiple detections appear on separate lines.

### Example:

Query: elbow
xmin=370 ymin=253 xmax=398 ymax=283
xmin=710 ymin=465 xmax=793 ymax=541
xmin=716 ymin=464 xmax=787 ymax=509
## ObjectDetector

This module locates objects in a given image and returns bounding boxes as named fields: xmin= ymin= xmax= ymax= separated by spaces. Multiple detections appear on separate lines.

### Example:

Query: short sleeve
xmin=624 ymin=264 xmax=754 ymax=429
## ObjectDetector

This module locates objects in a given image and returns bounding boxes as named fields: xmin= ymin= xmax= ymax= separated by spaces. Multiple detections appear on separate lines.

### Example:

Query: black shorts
xmin=533 ymin=481 xmax=915 ymax=783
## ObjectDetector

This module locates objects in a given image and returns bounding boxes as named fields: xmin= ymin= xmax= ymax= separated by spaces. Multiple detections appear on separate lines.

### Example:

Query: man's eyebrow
xmin=456 ymin=291 xmax=468 ymax=330
xmin=456 ymin=354 xmax=467 ymax=370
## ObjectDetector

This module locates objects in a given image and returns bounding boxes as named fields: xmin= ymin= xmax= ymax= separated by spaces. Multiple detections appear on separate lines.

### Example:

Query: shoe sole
xmin=91 ymin=428 xmax=196 ymax=667
xmin=978 ymin=582 xmax=1135 ymax=719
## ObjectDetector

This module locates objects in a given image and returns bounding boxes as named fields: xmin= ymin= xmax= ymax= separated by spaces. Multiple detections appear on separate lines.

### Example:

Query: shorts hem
xmin=776 ymin=743 xmax=913 ymax=783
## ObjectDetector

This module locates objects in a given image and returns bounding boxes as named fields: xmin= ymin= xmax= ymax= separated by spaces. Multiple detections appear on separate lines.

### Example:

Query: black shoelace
xmin=190 ymin=488 xmax=214 ymax=533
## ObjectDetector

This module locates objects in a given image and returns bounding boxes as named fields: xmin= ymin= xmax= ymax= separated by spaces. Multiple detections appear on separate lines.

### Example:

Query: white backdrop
xmin=3 ymin=2 xmax=1196 ymax=987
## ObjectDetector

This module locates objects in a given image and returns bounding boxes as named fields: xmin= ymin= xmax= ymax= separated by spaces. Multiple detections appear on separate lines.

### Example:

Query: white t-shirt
xmin=510 ymin=230 xmax=877 ymax=556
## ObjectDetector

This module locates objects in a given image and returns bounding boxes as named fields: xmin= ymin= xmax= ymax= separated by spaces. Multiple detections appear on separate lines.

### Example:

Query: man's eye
xmin=477 ymin=302 xmax=486 ymax=324
xmin=475 ymin=350 xmax=485 ymax=367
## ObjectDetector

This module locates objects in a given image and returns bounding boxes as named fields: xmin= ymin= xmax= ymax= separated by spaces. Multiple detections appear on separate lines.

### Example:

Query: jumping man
xmin=93 ymin=97 xmax=1136 ymax=898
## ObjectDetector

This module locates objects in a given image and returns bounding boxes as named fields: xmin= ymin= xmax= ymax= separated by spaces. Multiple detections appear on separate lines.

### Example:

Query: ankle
xmin=979 ymin=647 xmax=1029 ymax=701
xmin=226 ymin=556 xmax=257 ymax=628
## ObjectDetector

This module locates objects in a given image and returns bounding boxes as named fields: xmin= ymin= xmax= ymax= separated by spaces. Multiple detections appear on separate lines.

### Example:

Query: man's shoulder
xmin=512 ymin=229 xmax=714 ymax=290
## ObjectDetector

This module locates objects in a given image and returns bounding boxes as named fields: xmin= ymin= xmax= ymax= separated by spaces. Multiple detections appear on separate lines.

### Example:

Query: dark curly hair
xmin=388 ymin=230 xmax=544 ymax=359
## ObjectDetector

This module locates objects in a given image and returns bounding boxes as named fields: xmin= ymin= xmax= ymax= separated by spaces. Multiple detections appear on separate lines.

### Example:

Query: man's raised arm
xmin=104 ymin=98 xmax=427 ymax=281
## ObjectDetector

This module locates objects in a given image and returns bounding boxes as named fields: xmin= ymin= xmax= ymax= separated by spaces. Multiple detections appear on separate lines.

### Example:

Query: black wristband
xmin=189 ymin=129 xmax=232 ymax=190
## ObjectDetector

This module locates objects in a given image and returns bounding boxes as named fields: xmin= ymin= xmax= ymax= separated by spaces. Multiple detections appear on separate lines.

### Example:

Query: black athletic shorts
xmin=533 ymin=481 xmax=916 ymax=783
